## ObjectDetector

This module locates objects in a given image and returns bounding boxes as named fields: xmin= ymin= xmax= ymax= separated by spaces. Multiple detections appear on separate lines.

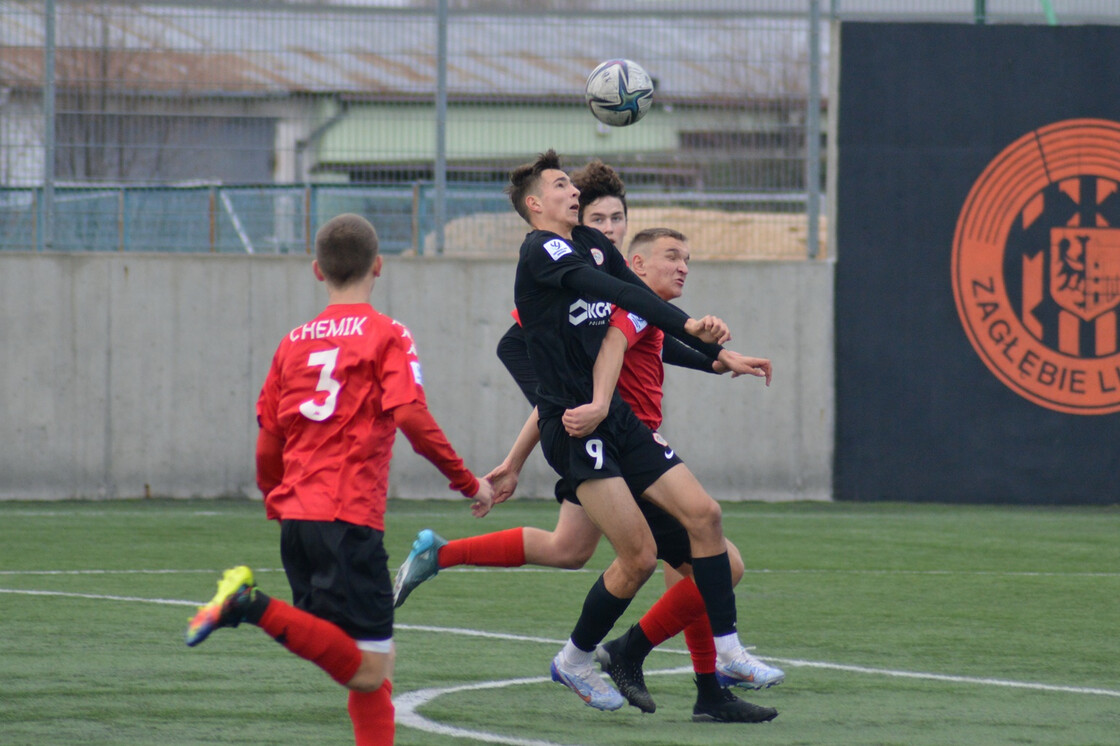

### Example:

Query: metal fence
xmin=0 ymin=183 xmax=506 ymax=254
xmin=1 ymin=1 xmax=1115 ymax=257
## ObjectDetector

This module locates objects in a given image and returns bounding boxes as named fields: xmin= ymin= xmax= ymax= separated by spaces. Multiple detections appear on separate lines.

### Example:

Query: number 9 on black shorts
xmin=538 ymin=402 xmax=683 ymax=498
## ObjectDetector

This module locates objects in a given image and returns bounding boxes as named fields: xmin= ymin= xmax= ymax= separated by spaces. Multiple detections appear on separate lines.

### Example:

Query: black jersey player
xmin=507 ymin=150 xmax=770 ymax=711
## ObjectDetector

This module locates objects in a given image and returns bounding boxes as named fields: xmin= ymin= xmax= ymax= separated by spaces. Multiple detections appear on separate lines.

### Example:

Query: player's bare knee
xmin=700 ymin=498 xmax=723 ymax=535
xmin=610 ymin=550 xmax=656 ymax=593
xmin=346 ymin=669 xmax=387 ymax=692
xmin=346 ymin=649 xmax=393 ymax=692
xmin=625 ymin=549 xmax=658 ymax=584
xmin=681 ymin=498 xmax=723 ymax=539
xmin=555 ymin=544 xmax=595 ymax=569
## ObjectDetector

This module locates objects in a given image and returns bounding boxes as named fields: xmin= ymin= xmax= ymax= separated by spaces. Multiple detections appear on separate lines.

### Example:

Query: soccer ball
xmin=584 ymin=59 xmax=654 ymax=127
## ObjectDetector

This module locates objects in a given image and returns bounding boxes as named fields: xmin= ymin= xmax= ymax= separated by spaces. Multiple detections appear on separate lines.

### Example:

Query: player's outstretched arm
xmin=558 ymin=263 xmax=727 ymax=360
xmin=715 ymin=349 xmax=773 ymax=385
xmin=484 ymin=462 xmax=518 ymax=506
xmin=470 ymin=478 xmax=495 ymax=518
xmin=485 ymin=406 xmax=542 ymax=504
xmin=662 ymin=334 xmax=721 ymax=374
xmin=685 ymin=314 xmax=732 ymax=345
xmin=392 ymin=400 xmax=483 ymax=503
xmin=563 ymin=326 xmax=627 ymax=438
xmin=660 ymin=330 xmax=770 ymax=384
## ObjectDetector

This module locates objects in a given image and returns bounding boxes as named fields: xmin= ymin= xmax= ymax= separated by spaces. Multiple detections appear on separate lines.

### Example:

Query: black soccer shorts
xmin=279 ymin=519 xmax=393 ymax=643
xmin=539 ymin=401 xmax=683 ymax=494
xmin=540 ymin=400 xmax=684 ymax=512
xmin=640 ymin=499 xmax=692 ymax=569
xmin=552 ymin=475 xmax=691 ymax=569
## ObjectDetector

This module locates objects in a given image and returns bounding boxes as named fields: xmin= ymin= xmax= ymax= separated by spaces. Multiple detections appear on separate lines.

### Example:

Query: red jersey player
xmin=185 ymin=213 xmax=493 ymax=746
xmin=559 ymin=228 xmax=777 ymax=717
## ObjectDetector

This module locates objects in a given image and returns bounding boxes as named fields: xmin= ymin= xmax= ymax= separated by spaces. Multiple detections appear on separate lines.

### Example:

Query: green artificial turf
xmin=1 ymin=498 xmax=1116 ymax=745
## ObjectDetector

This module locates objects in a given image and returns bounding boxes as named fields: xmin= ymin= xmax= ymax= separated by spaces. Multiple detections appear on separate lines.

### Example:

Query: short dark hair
xmin=571 ymin=160 xmax=627 ymax=223
xmin=506 ymin=149 xmax=563 ymax=224
xmin=628 ymin=227 xmax=687 ymax=259
xmin=314 ymin=213 xmax=378 ymax=286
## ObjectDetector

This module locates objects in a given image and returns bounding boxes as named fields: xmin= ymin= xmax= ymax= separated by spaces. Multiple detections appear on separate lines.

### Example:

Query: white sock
xmin=713 ymin=632 xmax=743 ymax=663
xmin=560 ymin=639 xmax=593 ymax=668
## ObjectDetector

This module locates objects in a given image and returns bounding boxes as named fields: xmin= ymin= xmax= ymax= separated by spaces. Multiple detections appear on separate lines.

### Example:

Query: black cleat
xmin=594 ymin=638 xmax=656 ymax=713
xmin=692 ymin=684 xmax=778 ymax=723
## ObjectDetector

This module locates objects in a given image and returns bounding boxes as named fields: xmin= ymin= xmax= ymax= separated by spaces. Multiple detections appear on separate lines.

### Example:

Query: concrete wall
xmin=0 ymin=252 xmax=833 ymax=502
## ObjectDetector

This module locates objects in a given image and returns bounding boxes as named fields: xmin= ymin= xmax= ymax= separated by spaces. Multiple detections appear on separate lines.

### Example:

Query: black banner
xmin=835 ymin=23 xmax=1120 ymax=504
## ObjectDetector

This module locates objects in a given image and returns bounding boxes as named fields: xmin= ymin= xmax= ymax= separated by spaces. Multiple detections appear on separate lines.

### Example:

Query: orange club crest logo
xmin=953 ymin=119 xmax=1120 ymax=415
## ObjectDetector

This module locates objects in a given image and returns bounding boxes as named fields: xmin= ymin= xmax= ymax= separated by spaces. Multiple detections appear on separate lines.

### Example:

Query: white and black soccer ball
xmin=584 ymin=59 xmax=654 ymax=127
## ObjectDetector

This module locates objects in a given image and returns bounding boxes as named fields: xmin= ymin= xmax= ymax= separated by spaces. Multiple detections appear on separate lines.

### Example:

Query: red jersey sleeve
xmin=254 ymin=352 xmax=286 ymax=519
xmin=255 ymin=351 xmax=284 ymax=438
xmin=255 ymin=428 xmax=285 ymax=498
xmin=610 ymin=306 xmax=666 ymax=431
xmin=381 ymin=320 xmax=478 ymax=497
xmin=610 ymin=306 xmax=653 ymax=349
xmin=393 ymin=402 xmax=479 ymax=497
xmin=377 ymin=321 xmax=426 ymax=413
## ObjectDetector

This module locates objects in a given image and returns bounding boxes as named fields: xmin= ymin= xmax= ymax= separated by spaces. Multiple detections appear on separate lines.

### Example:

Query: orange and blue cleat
xmin=185 ymin=565 xmax=256 ymax=647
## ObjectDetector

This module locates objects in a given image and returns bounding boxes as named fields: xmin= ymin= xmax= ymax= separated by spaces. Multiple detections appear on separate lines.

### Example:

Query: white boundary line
xmin=393 ymin=667 xmax=697 ymax=746
xmin=763 ymin=658 xmax=1120 ymax=698
xmin=0 ymin=588 xmax=200 ymax=605
xmin=4 ymin=587 xmax=1119 ymax=745
xmin=394 ymin=678 xmax=579 ymax=746
xmin=2 ymin=566 xmax=1117 ymax=578
xmin=392 ymin=623 xmax=1120 ymax=698
xmin=4 ymin=587 xmax=1118 ymax=701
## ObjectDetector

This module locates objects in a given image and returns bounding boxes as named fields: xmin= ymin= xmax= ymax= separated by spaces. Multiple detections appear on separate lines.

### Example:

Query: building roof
xmin=0 ymin=2 xmax=824 ymax=101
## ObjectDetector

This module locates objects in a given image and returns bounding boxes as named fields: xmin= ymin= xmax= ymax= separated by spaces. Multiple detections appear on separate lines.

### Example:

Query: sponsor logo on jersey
xmin=568 ymin=298 xmax=613 ymax=325
xmin=627 ymin=312 xmax=648 ymax=333
xmin=953 ymin=118 xmax=1120 ymax=415
xmin=543 ymin=238 xmax=573 ymax=260
xmin=590 ymin=247 xmax=605 ymax=265
xmin=410 ymin=360 xmax=424 ymax=386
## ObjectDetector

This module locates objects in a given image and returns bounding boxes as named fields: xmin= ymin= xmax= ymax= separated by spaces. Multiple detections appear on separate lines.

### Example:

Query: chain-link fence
xmin=1 ymin=1 xmax=1115 ymax=257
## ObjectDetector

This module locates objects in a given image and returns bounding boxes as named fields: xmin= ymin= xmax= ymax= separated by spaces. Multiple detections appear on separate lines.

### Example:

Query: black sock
xmin=691 ymin=552 xmax=737 ymax=637
xmin=243 ymin=590 xmax=271 ymax=625
xmin=694 ymin=671 xmax=723 ymax=700
xmin=570 ymin=574 xmax=632 ymax=652
xmin=619 ymin=623 xmax=655 ymax=661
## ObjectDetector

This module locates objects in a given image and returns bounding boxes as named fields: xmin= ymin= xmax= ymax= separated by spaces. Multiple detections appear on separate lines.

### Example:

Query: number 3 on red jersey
xmin=300 ymin=348 xmax=341 ymax=421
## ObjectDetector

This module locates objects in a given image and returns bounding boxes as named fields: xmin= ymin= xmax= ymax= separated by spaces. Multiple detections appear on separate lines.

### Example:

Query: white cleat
xmin=716 ymin=649 xmax=785 ymax=690
xmin=550 ymin=652 xmax=626 ymax=711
